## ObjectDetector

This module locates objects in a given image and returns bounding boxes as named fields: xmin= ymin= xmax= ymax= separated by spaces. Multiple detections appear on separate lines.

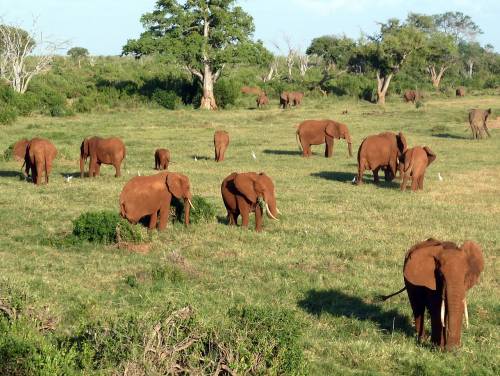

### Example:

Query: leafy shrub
xmin=74 ymin=96 xmax=94 ymax=113
xmin=214 ymin=79 xmax=239 ymax=109
xmin=0 ymin=105 xmax=17 ymax=125
xmin=72 ymin=210 xmax=142 ymax=243
xmin=171 ymin=195 xmax=216 ymax=224
xmin=152 ymin=89 xmax=182 ymax=110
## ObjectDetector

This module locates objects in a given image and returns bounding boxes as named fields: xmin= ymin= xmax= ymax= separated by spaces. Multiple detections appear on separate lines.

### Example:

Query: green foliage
xmin=0 ymin=104 xmax=17 ymax=125
xmin=72 ymin=210 xmax=143 ymax=244
xmin=171 ymin=195 xmax=216 ymax=224
xmin=152 ymin=89 xmax=182 ymax=110
xmin=307 ymin=35 xmax=357 ymax=71
xmin=67 ymin=47 xmax=89 ymax=59
xmin=324 ymin=74 xmax=374 ymax=98
xmin=214 ymin=79 xmax=239 ymax=109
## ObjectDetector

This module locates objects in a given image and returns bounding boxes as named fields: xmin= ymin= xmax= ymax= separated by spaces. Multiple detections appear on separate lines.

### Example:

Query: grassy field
xmin=1 ymin=95 xmax=499 ymax=375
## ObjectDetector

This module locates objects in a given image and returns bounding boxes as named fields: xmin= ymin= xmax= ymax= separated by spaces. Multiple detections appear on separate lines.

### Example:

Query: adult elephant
xmin=221 ymin=172 xmax=279 ymax=232
xmin=468 ymin=109 xmax=491 ymax=139
xmin=214 ymin=130 xmax=229 ymax=162
xmin=279 ymin=91 xmax=289 ymax=109
xmin=288 ymin=91 xmax=304 ymax=107
xmin=19 ymin=138 xmax=58 ymax=185
xmin=380 ymin=238 xmax=484 ymax=350
xmin=119 ymin=172 xmax=194 ymax=230
xmin=357 ymin=131 xmax=407 ymax=184
xmin=80 ymin=136 xmax=126 ymax=178
xmin=296 ymin=120 xmax=353 ymax=158
xmin=403 ymin=90 xmax=422 ymax=103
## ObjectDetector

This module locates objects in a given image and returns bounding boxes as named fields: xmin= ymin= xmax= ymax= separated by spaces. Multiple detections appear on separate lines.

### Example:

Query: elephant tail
xmin=295 ymin=131 xmax=303 ymax=151
xmin=375 ymin=286 xmax=406 ymax=302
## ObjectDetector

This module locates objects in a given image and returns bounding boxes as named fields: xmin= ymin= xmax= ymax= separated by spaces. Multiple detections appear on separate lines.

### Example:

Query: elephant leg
xmin=255 ymin=204 xmax=263 ymax=232
xmin=325 ymin=137 xmax=333 ymax=158
xmin=406 ymin=287 xmax=426 ymax=341
xmin=428 ymin=293 xmax=445 ymax=347
xmin=219 ymin=146 xmax=225 ymax=162
xmin=373 ymin=167 xmax=380 ymax=183
xmin=357 ymin=165 xmax=364 ymax=185
xmin=411 ymin=175 xmax=419 ymax=191
xmin=400 ymin=173 xmax=409 ymax=191
xmin=114 ymin=162 xmax=121 ymax=177
xmin=95 ymin=163 xmax=101 ymax=176
xmin=418 ymin=175 xmax=424 ymax=190
xmin=45 ymin=161 xmax=52 ymax=184
xmin=158 ymin=201 xmax=170 ymax=230
xmin=240 ymin=207 xmax=250 ymax=227
xmin=484 ymin=125 xmax=491 ymax=138
xmin=35 ymin=160 xmax=44 ymax=185
xmin=89 ymin=158 xmax=96 ymax=177
xmin=148 ymin=211 xmax=158 ymax=230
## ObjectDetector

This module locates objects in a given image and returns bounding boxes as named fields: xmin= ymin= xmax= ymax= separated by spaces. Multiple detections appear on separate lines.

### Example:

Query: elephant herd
xmin=9 ymin=103 xmax=491 ymax=352
xmin=240 ymin=86 xmax=304 ymax=109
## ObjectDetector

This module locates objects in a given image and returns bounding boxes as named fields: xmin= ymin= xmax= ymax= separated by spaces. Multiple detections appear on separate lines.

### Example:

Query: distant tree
xmin=67 ymin=47 xmax=89 ymax=68
xmin=424 ymin=32 xmax=458 ymax=88
xmin=353 ymin=19 xmax=424 ymax=104
xmin=0 ymin=20 xmax=64 ymax=93
xmin=307 ymin=35 xmax=357 ymax=73
xmin=434 ymin=12 xmax=482 ymax=42
xmin=123 ymin=0 xmax=266 ymax=110
xmin=459 ymin=41 xmax=485 ymax=78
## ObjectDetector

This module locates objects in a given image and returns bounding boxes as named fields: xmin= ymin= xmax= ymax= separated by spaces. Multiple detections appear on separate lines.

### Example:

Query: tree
xmin=0 ymin=21 xmax=64 ymax=93
xmin=67 ymin=47 xmax=89 ymax=68
xmin=306 ymin=35 xmax=357 ymax=73
xmin=425 ymin=32 xmax=458 ymax=88
xmin=353 ymin=19 xmax=424 ymax=104
xmin=459 ymin=41 xmax=484 ymax=78
xmin=434 ymin=12 xmax=482 ymax=43
xmin=123 ymin=0 xmax=263 ymax=110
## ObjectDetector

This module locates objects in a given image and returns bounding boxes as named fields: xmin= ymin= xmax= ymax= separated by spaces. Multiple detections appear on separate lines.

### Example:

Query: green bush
xmin=0 ymin=105 xmax=17 ymax=125
xmin=74 ymin=96 xmax=94 ymax=113
xmin=214 ymin=79 xmax=239 ymax=109
xmin=171 ymin=195 xmax=216 ymax=224
xmin=72 ymin=210 xmax=143 ymax=243
xmin=152 ymin=89 xmax=182 ymax=110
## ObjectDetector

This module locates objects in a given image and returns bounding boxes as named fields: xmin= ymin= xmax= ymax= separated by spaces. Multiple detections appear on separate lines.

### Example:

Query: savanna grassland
xmin=1 ymin=95 xmax=499 ymax=375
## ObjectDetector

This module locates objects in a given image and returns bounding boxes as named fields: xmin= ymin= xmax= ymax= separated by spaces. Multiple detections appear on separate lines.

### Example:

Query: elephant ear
xmin=423 ymin=146 xmax=436 ymax=166
xmin=397 ymin=132 xmax=408 ymax=153
xmin=166 ymin=173 xmax=184 ymax=199
xmin=13 ymin=139 xmax=30 ymax=161
xmin=461 ymin=241 xmax=484 ymax=290
xmin=234 ymin=173 xmax=258 ymax=203
xmin=325 ymin=122 xmax=340 ymax=139
xmin=404 ymin=243 xmax=443 ymax=290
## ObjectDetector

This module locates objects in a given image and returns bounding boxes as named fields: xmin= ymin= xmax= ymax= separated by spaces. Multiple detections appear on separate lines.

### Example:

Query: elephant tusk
xmin=188 ymin=199 xmax=195 ymax=210
xmin=464 ymin=299 xmax=469 ymax=329
xmin=441 ymin=299 xmax=446 ymax=328
xmin=265 ymin=203 xmax=278 ymax=220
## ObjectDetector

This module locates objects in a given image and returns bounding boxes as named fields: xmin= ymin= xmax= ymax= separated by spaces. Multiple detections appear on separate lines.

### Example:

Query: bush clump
xmin=171 ymin=195 xmax=216 ymax=224
xmin=0 ymin=105 xmax=17 ymax=125
xmin=72 ymin=210 xmax=142 ymax=243
xmin=152 ymin=89 xmax=182 ymax=110
xmin=214 ymin=79 xmax=239 ymax=109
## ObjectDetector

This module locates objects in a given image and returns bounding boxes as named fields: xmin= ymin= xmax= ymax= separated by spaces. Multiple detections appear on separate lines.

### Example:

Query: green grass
xmin=0 ymin=95 xmax=499 ymax=374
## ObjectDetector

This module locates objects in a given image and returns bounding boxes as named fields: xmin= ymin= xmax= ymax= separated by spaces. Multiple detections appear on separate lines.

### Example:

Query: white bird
xmin=137 ymin=171 xmax=141 ymax=176
xmin=351 ymin=176 xmax=356 ymax=183
xmin=64 ymin=175 xmax=73 ymax=183
xmin=438 ymin=172 xmax=443 ymax=181
xmin=194 ymin=156 xmax=198 ymax=161
xmin=251 ymin=151 xmax=257 ymax=160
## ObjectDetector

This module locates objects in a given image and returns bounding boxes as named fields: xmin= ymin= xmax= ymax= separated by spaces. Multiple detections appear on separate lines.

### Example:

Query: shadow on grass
xmin=217 ymin=215 xmax=229 ymax=225
xmin=311 ymin=171 xmax=355 ymax=183
xmin=432 ymin=133 xmax=469 ymax=140
xmin=263 ymin=149 xmax=302 ymax=156
xmin=0 ymin=170 xmax=25 ymax=179
xmin=190 ymin=155 xmax=212 ymax=161
xmin=298 ymin=289 xmax=413 ymax=336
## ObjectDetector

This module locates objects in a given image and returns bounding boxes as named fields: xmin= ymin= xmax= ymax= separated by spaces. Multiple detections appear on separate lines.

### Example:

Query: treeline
xmin=1 ymin=10 xmax=499 ymax=124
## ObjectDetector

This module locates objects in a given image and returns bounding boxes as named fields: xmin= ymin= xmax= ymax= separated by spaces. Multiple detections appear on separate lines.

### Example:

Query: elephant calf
xmin=400 ymin=146 xmax=436 ymax=191
xmin=221 ymin=172 xmax=279 ymax=232
xmin=468 ymin=109 xmax=491 ymax=139
xmin=381 ymin=238 xmax=484 ymax=350
xmin=214 ymin=130 xmax=229 ymax=162
xmin=120 ymin=172 xmax=194 ymax=230
xmin=256 ymin=93 xmax=269 ymax=108
xmin=296 ymin=119 xmax=352 ymax=158
xmin=154 ymin=148 xmax=170 ymax=170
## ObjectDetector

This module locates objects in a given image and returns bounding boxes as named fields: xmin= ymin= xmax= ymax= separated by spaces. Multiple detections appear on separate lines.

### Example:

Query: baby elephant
xmin=400 ymin=146 xmax=436 ymax=191
xmin=221 ymin=172 xmax=279 ymax=232
xmin=256 ymin=93 xmax=269 ymax=108
xmin=468 ymin=108 xmax=491 ymax=139
xmin=154 ymin=148 xmax=170 ymax=170
xmin=214 ymin=130 xmax=229 ymax=162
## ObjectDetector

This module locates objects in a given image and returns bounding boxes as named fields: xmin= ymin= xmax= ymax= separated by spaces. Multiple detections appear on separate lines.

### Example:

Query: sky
xmin=1 ymin=0 xmax=499 ymax=55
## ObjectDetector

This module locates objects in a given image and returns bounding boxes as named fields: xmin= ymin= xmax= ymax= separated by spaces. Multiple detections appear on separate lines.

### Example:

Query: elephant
xmin=154 ymin=148 xmax=170 ymax=170
xmin=468 ymin=109 xmax=491 ymax=139
xmin=214 ymin=130 xmax=229 ymax=162
xmin=400 ymin=146 xmax=436 ymax=191
xmin=296 ymin=120 xmax=353 ymax=158
xmin=17 ymin=138 xmax=57 ymax=185
xmin=380 ymin=238 xmax=484 ymax=350
xmin=279 ymin=91 xmax=289 ymax=109
xmin=256 ymin=93 xmax=269 ymax=108
xmin=80 ymin=136 xmax=126 ymax=178
xmin=119 ymin=172 xmax=194 ymax=230
xmin=403 ymin=90 xmax=422 ymax=103
xmin=357 ymin=131 xmax=407 ymax=185
xmin=221 ymin=172 xmax=279 ymax=232
xmin=456 ymin=87 xmax=465 ymax=97
xmin=241 ymin=86 xmax=262 ymax=95
xmin=280 ymin=91 xmax=304 ymax=108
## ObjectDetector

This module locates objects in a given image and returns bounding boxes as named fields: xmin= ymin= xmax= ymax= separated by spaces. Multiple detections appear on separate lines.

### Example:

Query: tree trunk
xmin=429 ymin=65 xmax=448 ymax=89
xmin=468 ymin=61 xmax=474 ymax=78
xmin=199 ymin=63 xmax=217 ymax=110
xmin=376 ymin=72 xmax=393 ymax=105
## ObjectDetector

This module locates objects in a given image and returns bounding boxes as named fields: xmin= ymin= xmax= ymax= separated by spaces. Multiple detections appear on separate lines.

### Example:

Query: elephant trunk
xmin=444 ymin=284 xmax=466 ymax=350
xmin=184 ymin=198 xmax=191 ymax=225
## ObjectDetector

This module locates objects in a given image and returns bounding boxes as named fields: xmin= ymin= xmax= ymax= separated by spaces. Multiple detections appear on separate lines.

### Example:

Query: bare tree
xmin=0 ymin=19 xmax=66 ymax=93
xmin=262 ymin=58 xmax=278 ymax=82
xmin=296 ymin=50 xmax=309 ymax=76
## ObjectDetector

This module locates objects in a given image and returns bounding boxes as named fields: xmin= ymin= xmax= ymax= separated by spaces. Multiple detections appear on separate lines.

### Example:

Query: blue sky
xmin=1 ymin=0 xmax=499 ymax=55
